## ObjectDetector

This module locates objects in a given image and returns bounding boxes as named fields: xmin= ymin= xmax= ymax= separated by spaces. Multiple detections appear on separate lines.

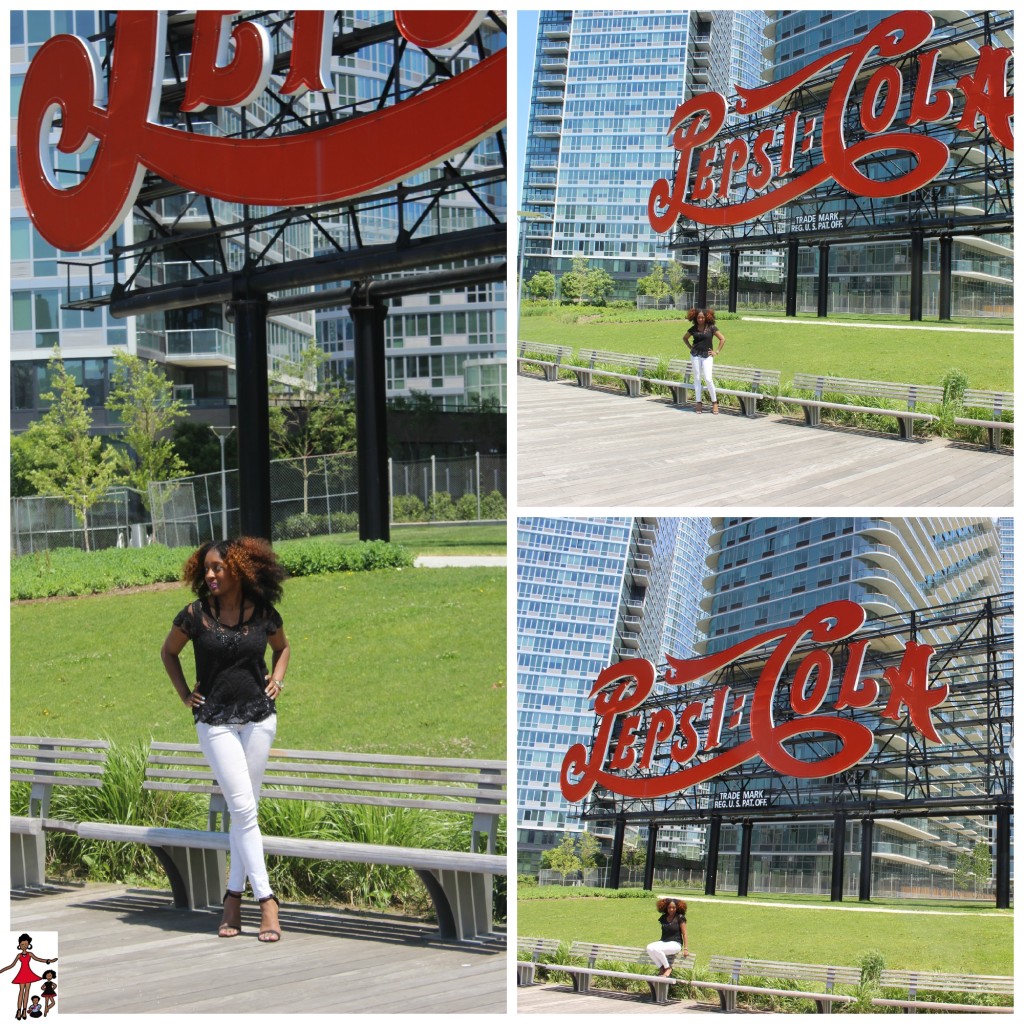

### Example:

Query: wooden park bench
xmin=546 ymin=940 xmax=696 ymax=1005
xmin=568 ymin=349 xmax=660 ymax=397
xmin=694 ymin=955 xmax=861 ymax=1013
xmin=871 ymin=969 xmax=1013 ymax=1013
xmin=11 ymin=736 xmax=110 ymax=888
xmin=785 ymin=374 xmax=943 ymax=440
xmin=517 ymin=936 xmax=563 ymax=986
xmin=651 ymin=360 xmax=780 ymax=416
xmin=75 ymin=741 xmax=507 ymax=942
xmin=517 ymin=341 xmax=573 ymax=382
xmin=954 ymin=389 xmax=1014 ymax=450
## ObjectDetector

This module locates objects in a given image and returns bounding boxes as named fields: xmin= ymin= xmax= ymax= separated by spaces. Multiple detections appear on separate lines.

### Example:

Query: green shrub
xmin=274 ymin=511 xmax=360 ymax=540
xmin=277 ymin=538 xmax=413 ymax=576
xmin=392 ymin=494 xmax=427 ymax=523
xmin=426 ymin=491 xmax=458 ymax=522
xmin=455 ymin=493 xmax=480 ymax=520
xmin=479 ymin=490 xmax=507 ymax=519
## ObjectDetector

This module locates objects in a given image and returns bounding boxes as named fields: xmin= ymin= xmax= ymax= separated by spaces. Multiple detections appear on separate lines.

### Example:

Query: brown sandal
xmin=257 ymin=893 xmax=281 ymax=943
xmin=218 ymin=889 xmax=243 ymax=938
xmin=712 ymin=401 xmax=719 ymax=414
xmin=695 ymin=402 xmax=703 ymax=414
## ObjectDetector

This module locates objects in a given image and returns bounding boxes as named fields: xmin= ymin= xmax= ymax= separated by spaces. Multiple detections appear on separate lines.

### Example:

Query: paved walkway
xmin=414 ymin=555 xmax=507 ymax=567
xmin=742 ymin=316 xmax=1012 ymax=334
xmin=12 ymin=883 xmax=506 ymax=1014
xmin=517 ymin=375 xmax=1013 ymax=507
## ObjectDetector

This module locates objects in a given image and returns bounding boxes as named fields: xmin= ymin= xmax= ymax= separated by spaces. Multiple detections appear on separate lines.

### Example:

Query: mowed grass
xmin=11 ymin=567 xmax=505 ymax=758
xmin=519 ymin=311 xmax=1012 ymax=390
xmin=517 ymin=893 xmax=1012 ymax=975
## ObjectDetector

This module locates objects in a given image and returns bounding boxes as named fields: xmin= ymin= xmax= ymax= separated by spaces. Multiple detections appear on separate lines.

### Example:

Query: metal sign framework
xmin=575 ymin=594 xmax=1013 ymax=906
xmin=661 ymin=11 xmax=1013 ymax=317
xmin=43 ymin=11 xmax=507 ymax=540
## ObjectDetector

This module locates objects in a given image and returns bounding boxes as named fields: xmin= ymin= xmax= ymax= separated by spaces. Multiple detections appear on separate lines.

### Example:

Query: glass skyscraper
xmin=522 ymin=11 xmax=772 ymax=299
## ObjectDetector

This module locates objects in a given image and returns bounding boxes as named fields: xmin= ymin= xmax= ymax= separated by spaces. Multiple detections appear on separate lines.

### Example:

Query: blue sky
xmin=516 ymin=11 xmax=538 ymax=207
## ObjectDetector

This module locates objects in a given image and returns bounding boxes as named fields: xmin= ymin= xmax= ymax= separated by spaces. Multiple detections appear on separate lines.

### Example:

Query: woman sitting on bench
xmin=647 ymin=898 xmax=689 ymax=977
xmin=161 ymin=537 xmax=291 ymax=943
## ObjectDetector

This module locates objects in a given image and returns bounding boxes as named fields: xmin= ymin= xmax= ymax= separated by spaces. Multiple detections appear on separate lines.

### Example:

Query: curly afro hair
xmin=183 ymin=537 xmax=286 ymax=606
xmin=685 ymin=307 xmax=716 ymax=324
xmin=656 ymin=897 xmax=687 ymax=914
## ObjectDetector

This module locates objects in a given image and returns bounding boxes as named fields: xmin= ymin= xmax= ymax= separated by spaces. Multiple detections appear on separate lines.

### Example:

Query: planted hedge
xmin=11 ymin=538 xmax=414 ymax=600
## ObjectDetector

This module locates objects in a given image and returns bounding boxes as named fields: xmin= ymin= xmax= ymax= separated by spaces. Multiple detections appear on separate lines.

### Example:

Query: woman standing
xmin=161 ymin=537 xmax=290 ymax=943
xmin=683 ymin=307 xmax=726 ymax=414
xmin=646 ymin=898 xmax=689 ymax=977
xmin=0 ymin=935 xmax=56 ymax=1020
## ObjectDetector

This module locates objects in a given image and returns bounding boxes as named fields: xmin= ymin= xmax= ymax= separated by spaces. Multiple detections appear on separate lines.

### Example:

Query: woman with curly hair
xmin=683 ymin=307 xmax=726 ymax=414
xmin=160 ymin=537 xmax=290 ymax=943
xmin=646 ymin=897 xmax=688 ymax=977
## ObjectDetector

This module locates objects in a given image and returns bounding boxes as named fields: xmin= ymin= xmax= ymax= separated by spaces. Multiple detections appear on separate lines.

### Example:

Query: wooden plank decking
xmin=517 ymin=376 xmax=1013 ymax=507
xmin=517 ymin=981 xmax=766 ymax=1014
xmin=12 ymin=884 xmax=506 ymax=1014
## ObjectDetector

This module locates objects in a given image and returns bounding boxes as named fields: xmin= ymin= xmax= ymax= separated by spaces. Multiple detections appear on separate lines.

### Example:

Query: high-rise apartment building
xmin=521 ymin=11 xmax=769 ymax=299
xmin=517 ymin=516 xmax=716 ymax=871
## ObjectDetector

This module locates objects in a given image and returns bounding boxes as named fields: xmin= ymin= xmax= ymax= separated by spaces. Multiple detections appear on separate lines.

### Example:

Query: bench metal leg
xmin=517 ymin=963 xmax=537 ymax=987
xmin=11 ymin=832 xmax=46 ymax=889
xmin=646 ymin=980 xmax=671 ymax=1005
xmin=417 ymin=868 xmax=493 ymax=942
xmin=803 ymin=406 xmax=821 ymax=428
xmin=151 ymin=844 xmax=225 ymax=910
xmin=571 ymin=973 xmax=593 ymax=995
xmin=898 ymin=418 xmax=914 ymax=440
xmin=717 ymin=989 xmax=737 ymax=1012
xmin=739 ymin=396 xmax=758 ymax=417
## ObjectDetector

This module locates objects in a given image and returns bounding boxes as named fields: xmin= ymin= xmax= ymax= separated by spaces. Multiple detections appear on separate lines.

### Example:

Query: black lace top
xmin=172 ymin=598 xmax=283 ymax=725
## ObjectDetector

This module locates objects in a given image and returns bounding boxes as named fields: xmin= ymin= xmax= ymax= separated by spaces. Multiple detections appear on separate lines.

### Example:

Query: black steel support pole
xmin=348 ymin=289 xmax=390 ymax=542
xmin=609 ymin=817 xmax=626 ymax=890
xmin=995 ymin=805 xmax=1011 ymax=909
xmin=704 ymin=817 xmax=721 ymax=896
xmin=643 ymin=823 xmax=659 ymax=892
xmin=728 ymin=250 xmax=739 ymax=313
xmin=232 ymin=290 xmax=272 ymax=541
xmin=817 ymin=243 xmax=830 ymax=318
xmin=830 ymin=811 xmax=846 ymax=902
xmin=697 ymin=245 xmax=710 ymax=309
xmin=910 ymin=230 xmax=924 ymax=321
xmin=939 ymin=235 xmax=953 ymax=321
xmin=858 ymin=818 xmax=874 ymax=902
xmin=785 ymin=240 xmax=798 ymax=317
xmin=737 ymin=820 xmax=753 ymax=897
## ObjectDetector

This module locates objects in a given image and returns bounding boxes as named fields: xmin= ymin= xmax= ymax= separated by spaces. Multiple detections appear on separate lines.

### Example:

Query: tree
xmin=543 ymin=833 xmax=582 ymax=883
xmin=20 ymin=351 xmax=119 ymax=551
xmin=105 ymin=350 xmax=188 ymax=506
xmin=622 ymin=842 xmax=645 ymax=885
xmin=526 ymin=270 xmax=555 ymax=300
xmin=578 ymin=830 xmax=600 ymax=874
xmin=559 ymin=256 xmax=590 ymax=305
xmin=585 ymin=266 xmax=615 ymax=305
xmin=268 ymin=340 xmax=356 ymax=513
xmin=636 ymin=263 xmax=669 ymax=299
xmin=11 ymin=432 xmax=40 ymax=497
xmin=666 ymin=259 xmax=688 ymax=299
xmin=971 ymin=840 xmax=992 ymax=892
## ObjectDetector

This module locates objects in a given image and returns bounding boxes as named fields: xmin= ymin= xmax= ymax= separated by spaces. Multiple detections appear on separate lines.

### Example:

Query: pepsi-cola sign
xmin=18 ymin=11 xmax=506 ymax=251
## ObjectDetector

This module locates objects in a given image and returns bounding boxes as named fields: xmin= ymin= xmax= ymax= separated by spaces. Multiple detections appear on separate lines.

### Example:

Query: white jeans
xmin=195 ymin=716 xmax=277 ymax=899
xmin=647 ymin=939 xmax=682 ymax=969
xmin=691 ymin=354 xmax=716 ymax=403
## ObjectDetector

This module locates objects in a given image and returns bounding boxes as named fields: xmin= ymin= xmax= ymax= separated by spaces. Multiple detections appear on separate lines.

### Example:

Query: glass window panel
xmin=12 ymin=293 xmax=33 ymax=331
xmin=11 ymin=221 xmax=31 ymax=261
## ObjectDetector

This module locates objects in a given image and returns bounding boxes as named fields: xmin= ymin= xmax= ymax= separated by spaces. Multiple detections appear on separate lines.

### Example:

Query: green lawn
xmin=517 ymin=893 xmax=1012 ymax=975
xmin=11 ymin=567 xmax=505 ymax=758
xmin=390 ymin=522 xmax=507 ymax=555
xmin=519 ymin=310 xmax=1012 ymax=390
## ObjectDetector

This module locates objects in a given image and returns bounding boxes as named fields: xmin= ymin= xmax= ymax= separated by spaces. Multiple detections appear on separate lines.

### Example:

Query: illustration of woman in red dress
xmin=0 ymin=936 xmax=56 ymax=1020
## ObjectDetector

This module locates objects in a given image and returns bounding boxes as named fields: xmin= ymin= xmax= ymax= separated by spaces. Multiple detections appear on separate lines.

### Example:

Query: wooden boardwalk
xmin=12 ymin=883 xmax=507 ymax=1014
xmin=517 ymin=376 xmax=1013 ymax=507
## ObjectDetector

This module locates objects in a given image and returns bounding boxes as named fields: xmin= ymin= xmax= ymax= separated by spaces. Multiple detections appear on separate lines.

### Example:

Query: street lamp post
xmin=210 ymin=425 xmax=235 ymax=539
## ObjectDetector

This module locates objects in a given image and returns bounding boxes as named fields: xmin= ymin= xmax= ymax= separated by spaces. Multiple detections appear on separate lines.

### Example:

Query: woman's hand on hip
xmin=182 ymin=690 xmax=205 ymax=709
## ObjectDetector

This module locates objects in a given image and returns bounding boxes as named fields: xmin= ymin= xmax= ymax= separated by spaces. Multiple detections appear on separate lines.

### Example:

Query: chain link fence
xmin=12 ymin=453 xmax=506 ymax=554
xmin=147 ymin=451 xmax=507 ymax=547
